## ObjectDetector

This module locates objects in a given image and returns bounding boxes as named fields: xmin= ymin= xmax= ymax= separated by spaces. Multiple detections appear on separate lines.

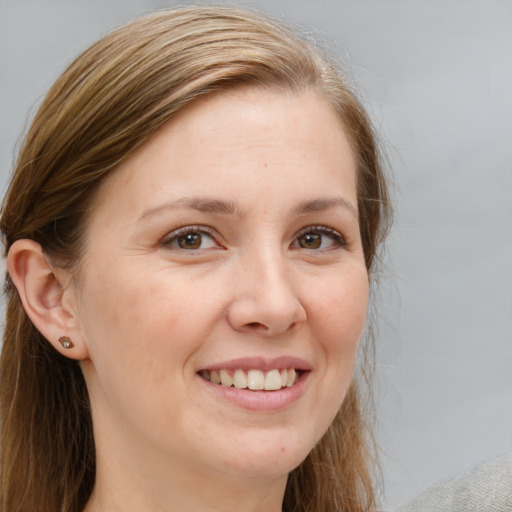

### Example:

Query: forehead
xmin=90 ymin=87 xmax=357 ymax=220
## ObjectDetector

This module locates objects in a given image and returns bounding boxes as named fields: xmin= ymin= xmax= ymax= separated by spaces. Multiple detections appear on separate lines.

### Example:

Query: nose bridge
xmin=228 ymin=242 xmax=306 ymax=334
xmin=251 ymin=244 xmax=293 ymax=303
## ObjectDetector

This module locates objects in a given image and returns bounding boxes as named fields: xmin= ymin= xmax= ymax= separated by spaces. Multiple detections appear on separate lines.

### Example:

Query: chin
xmin=202 ymin=427 xmax=316 ymax=480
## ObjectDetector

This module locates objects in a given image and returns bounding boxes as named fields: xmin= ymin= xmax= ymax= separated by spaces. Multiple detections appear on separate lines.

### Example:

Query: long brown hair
xmin=0 ymin=6 xmax=391 ymax=512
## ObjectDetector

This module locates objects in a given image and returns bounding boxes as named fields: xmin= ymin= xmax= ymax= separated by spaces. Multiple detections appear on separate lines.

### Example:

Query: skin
xmin=9 ymin=88 xmax=369 ymax=512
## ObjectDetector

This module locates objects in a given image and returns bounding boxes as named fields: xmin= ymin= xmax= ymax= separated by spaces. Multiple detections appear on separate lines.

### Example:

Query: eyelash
xmin=292 ymin=226 xmax=348 ymax=251
xmin=160 ymin=225 xmax=348 ymax=253
xmin=161 ymin=225 xmax=220 ymax=252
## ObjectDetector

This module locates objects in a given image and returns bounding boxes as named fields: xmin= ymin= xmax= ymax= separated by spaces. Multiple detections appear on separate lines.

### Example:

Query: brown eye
xmin=298 ymin=233 xmax=321 ymax=249
xmin=293 ymin=227 xmax=347 ymax=251
xmin=177 ymin=233 xmax=203 ymax=250
xmin=164 ymin=227 xmax=219 ymax=251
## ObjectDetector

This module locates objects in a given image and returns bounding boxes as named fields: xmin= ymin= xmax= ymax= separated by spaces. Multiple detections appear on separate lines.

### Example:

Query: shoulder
xmin=394 ymin=452 xmax=512 ymax=512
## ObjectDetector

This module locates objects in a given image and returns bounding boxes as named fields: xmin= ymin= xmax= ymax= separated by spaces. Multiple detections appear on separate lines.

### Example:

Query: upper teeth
xmin=200 ymin=368 xmax=297 ymax=391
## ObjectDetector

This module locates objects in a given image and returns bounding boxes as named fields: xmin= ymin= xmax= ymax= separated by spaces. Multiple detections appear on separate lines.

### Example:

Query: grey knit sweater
xmin=395 ymin=451 xmax=512 ymax=512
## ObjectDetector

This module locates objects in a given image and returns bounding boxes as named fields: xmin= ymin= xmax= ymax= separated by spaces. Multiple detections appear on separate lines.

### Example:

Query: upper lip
xmin=198 ymin=356 xmax=312 ymax=372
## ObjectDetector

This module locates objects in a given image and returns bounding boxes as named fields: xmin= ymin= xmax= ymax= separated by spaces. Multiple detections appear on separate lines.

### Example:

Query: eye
xmin=162 ymin=226 xmax=221 ymax=251
xmin=292 ymin=226 xmax=347 ymax=251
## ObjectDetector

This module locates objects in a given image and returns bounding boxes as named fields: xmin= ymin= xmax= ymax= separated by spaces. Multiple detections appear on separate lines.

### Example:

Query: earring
xmin=58 ymin=336 xmax=74 ymax=349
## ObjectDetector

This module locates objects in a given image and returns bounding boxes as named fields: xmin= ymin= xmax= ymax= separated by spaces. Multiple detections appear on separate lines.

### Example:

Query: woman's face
xmin=71 ymin=88 xmax=369 ymax=482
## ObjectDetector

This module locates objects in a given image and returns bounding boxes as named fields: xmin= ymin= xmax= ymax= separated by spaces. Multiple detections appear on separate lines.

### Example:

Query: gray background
xmin=1 ymin=0 xmax=511 ymax=509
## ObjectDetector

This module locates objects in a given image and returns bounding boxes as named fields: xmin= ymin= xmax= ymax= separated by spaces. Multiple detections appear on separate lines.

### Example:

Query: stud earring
xmin=58 ymin=336 xmax=74 ymax=349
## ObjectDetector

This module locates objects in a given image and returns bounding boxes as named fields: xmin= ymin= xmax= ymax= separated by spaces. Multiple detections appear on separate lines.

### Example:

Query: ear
xmin=6 ymin=239 xmax=89 ymax=360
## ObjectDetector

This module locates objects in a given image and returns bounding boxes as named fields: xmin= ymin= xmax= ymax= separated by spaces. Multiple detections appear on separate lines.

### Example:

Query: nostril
xmin=244 ymin=320 xmax=302 ymax=334
xmin=247 ymin=322 xmax=266 ymax=329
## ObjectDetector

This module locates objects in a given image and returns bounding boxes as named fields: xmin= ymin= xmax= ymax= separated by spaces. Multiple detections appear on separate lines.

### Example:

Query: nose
xmin=226 ymin=251 xmax=307 ymax=336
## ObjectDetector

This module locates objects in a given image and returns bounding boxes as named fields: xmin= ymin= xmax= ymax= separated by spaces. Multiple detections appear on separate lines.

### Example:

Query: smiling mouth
xmin=198 ymin=368 xmax=301 ymax=391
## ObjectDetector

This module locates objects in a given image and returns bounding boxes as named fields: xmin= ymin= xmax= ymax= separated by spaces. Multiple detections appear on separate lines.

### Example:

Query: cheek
xmin=311 ymin=268 xmax=369 ymax=354
xmin=78 ymin=263 xmax=220 ymax=375
xmin=293 ymin=268 xmax=369 ymax=453
xmin=77 ymin=265 xmax=212 ymax=430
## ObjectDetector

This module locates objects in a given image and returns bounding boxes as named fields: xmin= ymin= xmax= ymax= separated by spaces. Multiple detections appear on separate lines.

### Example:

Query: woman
xmin=0 ymin=6 xmax=391 ymax=512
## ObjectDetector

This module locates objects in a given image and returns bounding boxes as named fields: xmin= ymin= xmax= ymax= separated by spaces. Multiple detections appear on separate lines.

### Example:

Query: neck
xmin=85 ymin=467 xmax=286 ymax=512
xmin=83 ymin=437 xmax=287 ymax=512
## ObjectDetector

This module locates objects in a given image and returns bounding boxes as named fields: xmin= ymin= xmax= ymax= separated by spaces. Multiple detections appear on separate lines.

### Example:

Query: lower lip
xmin=200 ymin=372 xmax=310 ymax=412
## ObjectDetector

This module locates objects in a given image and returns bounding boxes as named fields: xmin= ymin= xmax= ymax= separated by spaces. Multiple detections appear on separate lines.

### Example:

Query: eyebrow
xmin=294 ymin=197 xmax=357 ymax=217
xmin=138 ymin=195 xmax=357 ymax=221
xmin=139 ymin=197 xmax=241 ymax=220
